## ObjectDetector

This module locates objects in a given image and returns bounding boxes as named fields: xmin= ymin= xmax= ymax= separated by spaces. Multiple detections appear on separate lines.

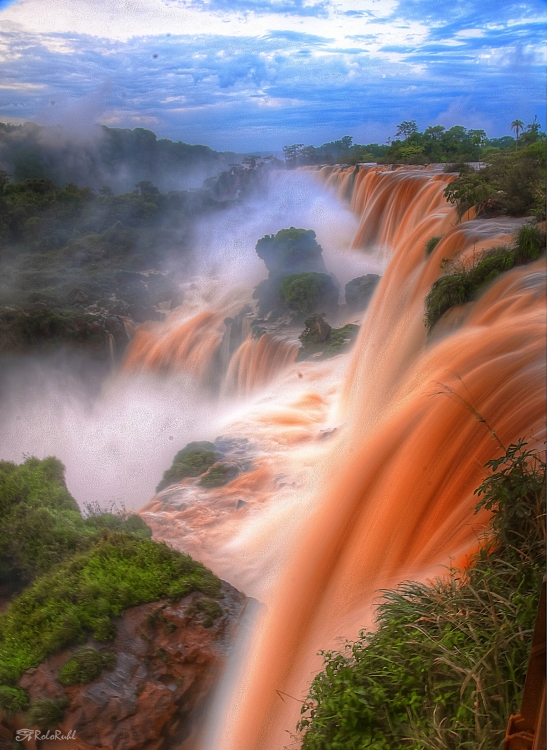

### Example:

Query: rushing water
xmin=0 ymin=166 xmax=544 ymax=749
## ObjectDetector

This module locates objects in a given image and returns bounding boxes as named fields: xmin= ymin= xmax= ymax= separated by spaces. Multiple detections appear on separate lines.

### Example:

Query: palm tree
xmin=511 ymin=119 xmax=524 ymax=148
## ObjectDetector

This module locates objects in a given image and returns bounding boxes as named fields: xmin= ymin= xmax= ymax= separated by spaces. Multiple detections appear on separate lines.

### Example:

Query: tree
xmin=395 ymin=120 xmax=418 ymax=140
xmin=511 ymin=119 xmax=524 ymax=148
xmin=0 ymin=169 xmax=10 ymax=197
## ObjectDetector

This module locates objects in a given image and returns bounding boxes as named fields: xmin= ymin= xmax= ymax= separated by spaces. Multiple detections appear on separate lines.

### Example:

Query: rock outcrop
xmin=2 ymin=583 xmax=246 ymax=750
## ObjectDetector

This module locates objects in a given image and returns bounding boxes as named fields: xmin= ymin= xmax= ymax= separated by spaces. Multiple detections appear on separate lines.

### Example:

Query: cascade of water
xmin=204 ymin=166 xmax=545 ymax=750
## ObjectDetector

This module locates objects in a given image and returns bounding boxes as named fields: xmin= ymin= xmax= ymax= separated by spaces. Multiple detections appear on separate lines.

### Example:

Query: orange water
xmin=203 ymin=167 xmax=545 ymax=750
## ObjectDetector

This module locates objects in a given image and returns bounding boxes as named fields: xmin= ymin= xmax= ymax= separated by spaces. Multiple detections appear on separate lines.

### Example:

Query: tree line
xmin=283 ymin=117 xmax=545 ymax=167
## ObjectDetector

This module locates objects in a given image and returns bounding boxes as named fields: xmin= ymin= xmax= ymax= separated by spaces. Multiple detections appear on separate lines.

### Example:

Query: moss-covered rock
xmin=255 ymin=227 xmax=326 ymax=276
xmin=156 ymin=441 xmax=217 ymax=492
xmin=297 ymin=314 xmax=360 ymax=360
xmin=344 ymin=274 xmax=380 ymax=309
xmin=279 ymin=272 xmax=338 ymax=317
xmin=58 ymin=647 xmax=116 ymax=686
xmin=198 ymin=464 xmax=237 ymax=489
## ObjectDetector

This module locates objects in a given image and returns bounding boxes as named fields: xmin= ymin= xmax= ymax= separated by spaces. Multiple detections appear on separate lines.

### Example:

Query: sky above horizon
xmin=0 ymin=0 xmax=545 ymax=151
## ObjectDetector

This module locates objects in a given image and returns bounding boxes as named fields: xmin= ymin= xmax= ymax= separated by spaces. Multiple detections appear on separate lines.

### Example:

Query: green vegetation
xmin=255 ymin=228 xmax=324 ymax=276
xmin=58 ymin=646 xmax=116 ymax=686
xmin=0 ymin=122 xmax=235 ymax=191
xmin=0 ymin=686 xmax=29 ymax=715
xmin=198 ymin=465 xmax=234 ymax=489
xmin=425 ymin=235 xmax=442 ymax=256
xmin=298 ymin=440 xmax=546 ymax=750
xmin=0 ymin=535 xmax=221 ymax=686
xmin=282 ymin=122 xmax=540 ymax=168
xmin=424 ymin=224 xmax=545 ymax=330
xmin=297 ymin=314 xmax=360 ymax=360
xmin=26 ymin=697 xmax=70 ymax=731
xmin=0 ymin=457 xmax=151 ymax=592
xmin=156 ymin=441 xmax=217 ymax=492
xmin=279 ymin=273 xmax=338 ymax=316
xmin=0 ymin=455 xmax=222 ymax=700
xmin=444 ymin=141 xmax=546 ymax=219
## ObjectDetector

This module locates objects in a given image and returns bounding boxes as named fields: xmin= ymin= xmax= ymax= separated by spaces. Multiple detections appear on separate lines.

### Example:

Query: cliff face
xmin=2 ymin=582 xmax=246 ymax=750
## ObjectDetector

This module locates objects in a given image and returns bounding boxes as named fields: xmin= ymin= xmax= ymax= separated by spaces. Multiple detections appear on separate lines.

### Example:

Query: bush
xmin=27 ymin=697 xmax=69 ymax=731
xmin=424 ymin=236 xmax=442 ymax=256
xmin=0 ymin=685 xmax=29 ymax=715
xmin=156 ymin=441 xmax=217 ymax=492
xmin=298 ymin=441 xmax=545 ymax=750
xmin=279 ymin=273 xmax=338 ymax=316
xmin=424 ymin=232 xmax=544 ymax=330
xmin=514 ymin=223 xmax=545 ymax=262
xmin=0 ymin=535 xmax=221 ymax=687
xmin=58 ymin=646 xmax=116 ymax=686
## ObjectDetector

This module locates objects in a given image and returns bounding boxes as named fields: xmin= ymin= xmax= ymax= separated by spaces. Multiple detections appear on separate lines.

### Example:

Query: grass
xmin=0 ymin=457 xmax=153 ymax=592
xmin=0 ymin=533 xmax=221 ymax=688
xmin=26 ymin=697 xmax=70 ymax=731
xmin=424 ymin=223 xmax=545 ymax=330
xmin=297 ymin=440 xmax=546 ymax=750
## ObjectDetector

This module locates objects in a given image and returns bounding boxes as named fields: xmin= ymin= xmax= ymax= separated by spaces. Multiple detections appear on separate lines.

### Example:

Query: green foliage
xmin=297 ymin=314 xmax=360 ymax=360
xmin=514 ymin=223 xmax=545 ymax=262
xmin=156 ymin=441 xmax=217 ymax=492
xmin=58 ymin=646 xmax=116 ymax=686
xmin=198 ymin=465 xmax=233 ymax=489
xmin=298 ymin=442 xmax=546 ymax=750
xmin=344 ymin=274 xmax=380 ymax=309
xmin=0 ymin=685 xmax=29 ymax=715
xmin=26 ymin=697 xmax=69 ymax=731
xmin=279 ymin=273 xmax=338 ymax=316
xmin=0 ymin=457 xmax=152 ymax=592
xmin=424 ymin=229 xmax=545 ymax=330
xmin=0 ymin=533 xmax=221 ymax=686
xmin=424 ymin=236 xmax=442 ymax=256
xmin=0 ymin=457 xmax=90 ymax=589
xmin=255 ymin=228 xmax=324 ymax=276
xmin=444 ymin=142 xmax=547 ymax=219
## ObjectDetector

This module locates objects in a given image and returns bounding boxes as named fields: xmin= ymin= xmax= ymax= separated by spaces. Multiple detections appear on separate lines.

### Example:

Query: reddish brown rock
xmin=4 ymin=582 xmax=246 ymax=750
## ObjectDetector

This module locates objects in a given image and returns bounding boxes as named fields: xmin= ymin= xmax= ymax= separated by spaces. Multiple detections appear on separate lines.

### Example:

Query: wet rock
xmin=345 ymin=274 xmax=380 ymax=310
xmin=8 ymin=583 xmax=247 ymax=750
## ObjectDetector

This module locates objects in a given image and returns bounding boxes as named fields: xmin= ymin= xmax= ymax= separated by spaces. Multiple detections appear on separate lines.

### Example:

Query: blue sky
xmin=0 ymin=0 xmax=545 ymax=151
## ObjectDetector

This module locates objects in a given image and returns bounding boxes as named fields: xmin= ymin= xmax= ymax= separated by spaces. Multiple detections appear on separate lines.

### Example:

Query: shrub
xmin=156 ymin=441 xmax=217 ymax=492
xmin=27 ymin=697 xmax=69 ymax=731
xmin=0 ymin=685 xmax=29 ymax=715
xmin=424 ymin=235 xmax=442 ymax=256
xmin=279 ymin=273 xmax=338 ymax=316
xmin=298 ymin=441 xmax=545 ymax=750
xmin=0 ymin=535 xmax=221 ymax=687
xmin=58 ymin=646 xmax=116 ymax=686
xmin=297 ymin=315 xmax=359 ymax=360
xmin=514 ymin=223 xmax=545 ymax=262
xmin=424 ymin=233 xmax=543 ymax=331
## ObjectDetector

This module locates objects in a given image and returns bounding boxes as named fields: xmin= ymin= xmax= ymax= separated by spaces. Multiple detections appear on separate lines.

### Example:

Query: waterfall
xmin=203 ymin=167 xmax=545 ymax=750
